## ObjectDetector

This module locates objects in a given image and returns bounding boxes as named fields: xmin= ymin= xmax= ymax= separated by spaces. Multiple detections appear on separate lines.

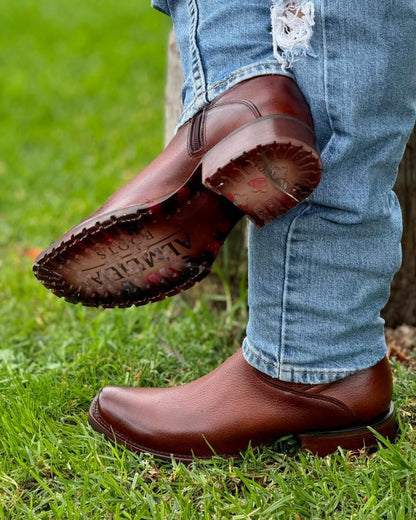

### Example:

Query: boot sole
xmin=33 ymin=115 xmax=321 ymax=308
xmin=88 ymin=396 xmax=397 ymax=462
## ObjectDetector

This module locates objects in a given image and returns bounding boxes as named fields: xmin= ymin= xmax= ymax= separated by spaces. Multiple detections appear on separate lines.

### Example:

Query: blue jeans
xmin=152 ymin=0 xmax=416 ymax=383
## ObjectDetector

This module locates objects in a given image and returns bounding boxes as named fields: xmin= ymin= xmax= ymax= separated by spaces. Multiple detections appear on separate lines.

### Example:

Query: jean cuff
xmin=242 ymin=337 xmax=366 ymax=384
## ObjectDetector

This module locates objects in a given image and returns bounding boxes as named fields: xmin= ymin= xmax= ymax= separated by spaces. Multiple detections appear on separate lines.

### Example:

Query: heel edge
xmin=299 ymin=403 xmax=397 ymax=456
xmin=202 ymin=115 xmax=322 ymax=227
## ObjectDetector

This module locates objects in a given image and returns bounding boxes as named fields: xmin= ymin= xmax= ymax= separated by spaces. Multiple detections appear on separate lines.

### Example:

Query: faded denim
xmin=152 ymin=0 xmax=293 ymax=127
xmin=152 ymin=0 xmax=416 ymax=382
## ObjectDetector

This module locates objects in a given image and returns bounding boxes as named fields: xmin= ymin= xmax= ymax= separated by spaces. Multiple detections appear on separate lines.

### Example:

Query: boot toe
xmin=89 ymin=386 xmax=136 ymax=442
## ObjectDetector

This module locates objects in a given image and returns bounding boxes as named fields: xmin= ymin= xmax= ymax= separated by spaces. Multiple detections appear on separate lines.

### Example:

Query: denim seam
xmin=321 ymin=0 xmax=335 ymax=134
xmin=244 ymin=338 xmax=361 ymax=375
xmin=187 ymin=0 xmax=207 ymax=104
xmin=244 ymin=339 xmax=276 ymax=368
xmin=278 ymin=202 xmax=312 ymax=379
xmin=279 ymin=366 xmax=358 ymax=375
xmin=179 ymin=62 xmax=293 ymax=125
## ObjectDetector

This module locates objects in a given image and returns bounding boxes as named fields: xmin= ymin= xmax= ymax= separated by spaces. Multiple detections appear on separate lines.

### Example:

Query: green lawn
xmin=0 ymin=1 xmax=415 ymax=518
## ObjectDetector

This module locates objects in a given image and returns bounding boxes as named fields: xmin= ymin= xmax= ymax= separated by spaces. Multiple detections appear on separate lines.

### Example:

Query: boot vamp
xmin=96 ymin=351 xmax=365 ymax=458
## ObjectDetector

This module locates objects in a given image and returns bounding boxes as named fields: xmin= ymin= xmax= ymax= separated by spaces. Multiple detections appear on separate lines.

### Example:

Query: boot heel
xmin=202 ymin=114 xmax=322 ymax=227
xmin=298 ymin=403 xmax=397 ymax=456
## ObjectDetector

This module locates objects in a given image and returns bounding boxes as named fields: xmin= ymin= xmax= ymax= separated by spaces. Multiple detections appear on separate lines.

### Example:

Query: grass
xmin=0 ymin=1 xmax=415 ymax=518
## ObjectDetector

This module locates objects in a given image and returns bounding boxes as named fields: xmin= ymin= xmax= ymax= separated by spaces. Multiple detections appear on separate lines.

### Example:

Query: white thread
xmin=271 ymin=1 xmax=315 ymax=70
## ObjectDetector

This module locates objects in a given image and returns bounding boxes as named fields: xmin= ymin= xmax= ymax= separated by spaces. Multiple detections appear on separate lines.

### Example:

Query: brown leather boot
xmin=33 ymin=75 xmax=321 ymax=308
xmin=88 ymin=350 xmax=396 ymax=461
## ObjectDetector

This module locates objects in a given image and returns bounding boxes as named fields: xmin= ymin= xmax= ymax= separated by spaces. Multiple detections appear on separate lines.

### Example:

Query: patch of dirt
xmin=385 ymin=325 xmax=416 ymax=369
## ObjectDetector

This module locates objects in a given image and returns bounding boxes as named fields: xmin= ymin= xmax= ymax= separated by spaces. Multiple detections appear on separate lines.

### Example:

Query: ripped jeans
xmin=152 ymin=0 xmax=416 ymax=383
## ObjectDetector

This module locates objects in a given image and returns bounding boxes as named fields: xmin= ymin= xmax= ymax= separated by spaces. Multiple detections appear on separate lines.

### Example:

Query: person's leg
xmin=88 ymin=1 xmax=414 ymax=459
xmin=34 ymin=1 xmax=322 ymax=309
xmin=243 ymin=0 xmax=416 ymax=382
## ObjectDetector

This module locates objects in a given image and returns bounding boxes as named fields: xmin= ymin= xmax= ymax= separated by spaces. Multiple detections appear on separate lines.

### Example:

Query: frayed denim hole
xmin=271 ymin=1 xmax=316 ymax=71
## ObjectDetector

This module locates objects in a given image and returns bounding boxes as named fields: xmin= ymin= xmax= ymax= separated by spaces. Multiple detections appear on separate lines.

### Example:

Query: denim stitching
xmin=281 ymin=367 xmax=358 ymax=375
xmin=321 ymin=0 xmax=335 ymax=134
xmin=278 ymin=202 xmax=312 ymax=379
xmin=244 ymin=338 xmax=360 ymax=376
xmin=187 ymin=0 xmax=207 ymax=104
xmin=244 ymin=339 xmax=277 ymax=368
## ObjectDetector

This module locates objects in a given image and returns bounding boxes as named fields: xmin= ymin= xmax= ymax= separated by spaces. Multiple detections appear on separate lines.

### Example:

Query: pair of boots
xmin=33 ymin=75 xmax=396 ymax=461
